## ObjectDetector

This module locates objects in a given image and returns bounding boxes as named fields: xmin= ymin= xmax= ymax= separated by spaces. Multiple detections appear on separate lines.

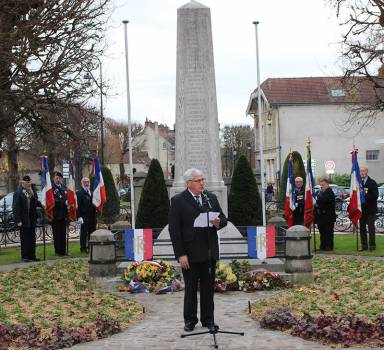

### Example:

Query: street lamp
xmin=84 ymin=57 xmax=104 ymax=165
xmin=247 ymin=142 xmax=252 ymax=166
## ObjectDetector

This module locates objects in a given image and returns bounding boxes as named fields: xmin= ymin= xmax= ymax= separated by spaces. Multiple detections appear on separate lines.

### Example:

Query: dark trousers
xmin=20 ymin=226 xmax=36 ymax=260
xmin=80 ymin=222 xmax=91 ymax=251
xmin=360 ymin=214 xmax=376 ymax=249
xmin=52 ymin=219 xmax=67 ymax=255
xmin=317 ymin=221 xmax=334 ymax=250
xmin=181 ymin=260 xmax=216 ymax=326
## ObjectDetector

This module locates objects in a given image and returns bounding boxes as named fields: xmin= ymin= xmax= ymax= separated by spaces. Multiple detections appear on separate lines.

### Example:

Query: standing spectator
xmin=51 ymin=171 xmax=68 ymax=256
xmin=293 ymin=177 xmax=305 ymax=225
xmin=315 ymin=177 xmax=336 ymax=250
xmin=266 ymin=183 xmax=274 ymax=202
xmin=76 ymin=177 xmax=97 ymax=253
xmin=12 ymin=175 xmax=40 ymax=262
xmin=359 ymin=166 xmax=378 ymax=251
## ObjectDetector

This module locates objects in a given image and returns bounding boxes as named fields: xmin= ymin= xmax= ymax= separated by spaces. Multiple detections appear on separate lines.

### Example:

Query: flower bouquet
xmin=214 ymin=261 xmax=238 ymax=292
xmin=123 ymin=260 xmax=183 ymax=294
xmin=238 ymin=268 xmax=290 ymax=292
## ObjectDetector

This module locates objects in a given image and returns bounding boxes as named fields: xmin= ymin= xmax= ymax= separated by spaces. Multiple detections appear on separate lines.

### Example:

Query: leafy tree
xmin=332 ymin=173 xmax=350 ymax=187
xmin=228 ymin=155 xmax=262 ymax=226
xmin=279 ymin=151 xmax=306 ymax=208
xmin=99 ymin=165 xmax=119 ymax=225
xmin=136 ymin=159 xmax=169 ymax=228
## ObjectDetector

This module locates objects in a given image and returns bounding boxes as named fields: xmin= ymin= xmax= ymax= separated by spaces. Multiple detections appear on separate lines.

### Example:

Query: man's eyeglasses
xmin=190 ymin=178 xmax=205 ymax=183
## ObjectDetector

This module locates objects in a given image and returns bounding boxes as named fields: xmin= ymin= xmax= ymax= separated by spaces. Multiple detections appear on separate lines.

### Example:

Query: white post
xmin=253 ymin=21 xmax=266 ymax=227
xmin=123 ymin=20 xmax=135 ymax=229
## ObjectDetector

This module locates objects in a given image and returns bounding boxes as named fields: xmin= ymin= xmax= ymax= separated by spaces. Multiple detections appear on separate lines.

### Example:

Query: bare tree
xmin=0 ymin=0 xmax=112 ymax=191
xmin=331 ymin=0 xmax=384 ymax=126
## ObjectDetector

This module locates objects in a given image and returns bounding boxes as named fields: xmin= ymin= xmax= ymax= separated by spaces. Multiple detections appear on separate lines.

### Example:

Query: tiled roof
xmin=257 ymin=77 xmax=380 ymax=105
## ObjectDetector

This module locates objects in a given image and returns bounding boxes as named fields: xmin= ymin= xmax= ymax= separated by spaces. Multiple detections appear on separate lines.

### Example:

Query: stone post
xmin=284 ymin=225 xmax=313 ymax=284
xmin=111 ymin=221 xmax=131 ymax=259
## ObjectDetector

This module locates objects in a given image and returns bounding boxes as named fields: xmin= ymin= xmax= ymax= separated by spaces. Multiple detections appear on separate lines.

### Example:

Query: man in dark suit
xmin=12 ymin=175 xmax=40 ymax=262
xmin=169 ymin=168 xmax=227 ymax=332
xmin=51 ymin=171 xmax=68 ymax=256
xmin=315 ymin=177 xmax=336 ymax=250
xmin=293 ymin=176 xmax=305 ymax=225
xmin=76 ymin=177 xmax=96 ymax=252
xmin=359 ymin=167 xmax=378 ymax=251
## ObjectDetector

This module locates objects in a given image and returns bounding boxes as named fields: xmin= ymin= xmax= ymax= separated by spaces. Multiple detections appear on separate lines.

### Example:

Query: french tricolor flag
xmin=40 ymin=157 xmax=54 ymax=220
xmin=348 ymin=150 xmax=365 ymax=225
xmin=91 ymin=158 xmax=106 ymax=214
xmin=125 ymin=229 xmax=153 ymax=261
xmin=247 ymin=226 xmax=276 ymax=259
xmin=67 ymin=161 xmax=77 ymax=222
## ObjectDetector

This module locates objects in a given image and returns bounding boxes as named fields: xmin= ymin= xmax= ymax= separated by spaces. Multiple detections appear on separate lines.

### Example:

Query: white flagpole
xmin=253 ymin=21 xmax=266 ymax=226
xmin=123 ymin=20 xmax=135 ymax=229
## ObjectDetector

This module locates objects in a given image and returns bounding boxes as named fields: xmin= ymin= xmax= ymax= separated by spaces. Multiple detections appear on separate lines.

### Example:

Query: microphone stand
xmin=181 ymin=191 xmax=244 ymax=349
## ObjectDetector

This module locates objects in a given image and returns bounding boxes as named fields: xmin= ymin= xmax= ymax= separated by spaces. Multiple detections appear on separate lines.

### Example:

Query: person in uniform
xmin=12 ymin=175 xmax=40 ymax=262
xmin=51 ymin=171 xmax=68 ymax=256
xmin=293 ymin=177 xmax=305 ymax=225
xmin=169 ymin=168 xmax=227 ymax=332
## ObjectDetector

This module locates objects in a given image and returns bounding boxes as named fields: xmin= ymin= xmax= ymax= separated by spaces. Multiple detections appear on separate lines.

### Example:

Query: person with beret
xmin=12 ymin=175 xmax=41 ymax=262
xmin=51 ymin=171 xmax=68 ymax=256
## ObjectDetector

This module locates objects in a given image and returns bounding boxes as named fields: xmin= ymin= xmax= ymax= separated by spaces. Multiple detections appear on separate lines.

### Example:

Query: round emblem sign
xmin=324 ymin=160 xmax=336 ymax=171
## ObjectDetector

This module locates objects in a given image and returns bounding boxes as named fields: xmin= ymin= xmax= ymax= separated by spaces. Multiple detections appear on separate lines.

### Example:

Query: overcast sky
xmin=100 ymin=0 xmax=345 ymax=128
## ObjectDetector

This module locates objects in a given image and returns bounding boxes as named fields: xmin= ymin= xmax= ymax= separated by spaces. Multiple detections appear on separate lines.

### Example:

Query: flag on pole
xmin=348 ymin=149 xmax=365 ymax=225
xmin=125 ymin=229 xmax=153 ymax=261
xmin=91 ymin=158 xmax=106 ymax=214
xmin=304 ymin=142 xmax=315 ymax=227
xmin=40 ymin=157 xmax=54 ymax=220
xmin=247 ymin=226 xmax=276 ymax=259
xmin=284 ymin=155 xmax=296 ymax=227
xmin=67 ymin=161 xmax=77 ymax=221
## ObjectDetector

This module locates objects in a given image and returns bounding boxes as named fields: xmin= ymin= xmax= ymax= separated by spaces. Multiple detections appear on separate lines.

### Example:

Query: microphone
xmin=202 ymin=190 xmax=212 ymax=209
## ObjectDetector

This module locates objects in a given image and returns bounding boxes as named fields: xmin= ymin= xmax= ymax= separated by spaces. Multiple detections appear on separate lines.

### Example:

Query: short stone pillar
xmin=284 ymin=225 xmax=313 ymax=284
xmin=267 ymin=216 xmax=287 ymax=257
xmin=88 ymin=229 xmax=117 ymax=278
xmin=111 ymin=221 xmax=131 ymax=259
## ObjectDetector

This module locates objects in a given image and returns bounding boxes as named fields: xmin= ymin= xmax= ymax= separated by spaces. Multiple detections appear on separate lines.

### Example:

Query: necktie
xmin=194 ymin=195 xmax=202 ymax=208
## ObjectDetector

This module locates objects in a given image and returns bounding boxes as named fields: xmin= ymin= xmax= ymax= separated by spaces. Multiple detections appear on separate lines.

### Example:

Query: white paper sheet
xmin=193 ymin=212 xmax=220 ymax=227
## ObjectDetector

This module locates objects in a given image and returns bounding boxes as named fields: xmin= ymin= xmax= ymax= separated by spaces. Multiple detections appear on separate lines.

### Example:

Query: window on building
xmin=366 ymin=150 xmax=380 ymax=161
xmin=163 ymin=142 xmax=167 ymax=150
xmin=330 ymin=89 xmax=345 ymax=97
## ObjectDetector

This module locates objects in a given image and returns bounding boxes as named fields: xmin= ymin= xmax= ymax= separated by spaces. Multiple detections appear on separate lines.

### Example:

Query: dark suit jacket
xmin=76 ymin=188 xmax=97 ymax=231
xmin=52 ymin=183 xmax=68 ymax=220
xmin=315 ymin=187 xmax=336 ymax=224
xmin=168 ymin=189 xmax=227 ymax=262
xmin=12 ymin=187 xmax=39 ymax=228
xmin=361 ymin=176 xmax=378 ymax=216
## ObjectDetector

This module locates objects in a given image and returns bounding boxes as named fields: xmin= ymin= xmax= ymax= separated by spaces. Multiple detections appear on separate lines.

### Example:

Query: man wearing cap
xmin=52 ymin=171 xmax=68 ymax=256
xmin=76 ymin=177 xmax=97 ymax=252
xmin=12 ymin=175 xmax=40 ymax=262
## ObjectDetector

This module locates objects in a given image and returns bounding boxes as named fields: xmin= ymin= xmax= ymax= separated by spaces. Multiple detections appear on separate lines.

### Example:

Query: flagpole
xmin=123 ymin=20 xmax=136 ymax=229
xmin=253 ymin=21 xmax=266 ymax=227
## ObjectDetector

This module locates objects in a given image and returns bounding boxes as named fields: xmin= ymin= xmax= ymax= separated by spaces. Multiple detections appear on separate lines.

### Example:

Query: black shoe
xmin=31 ymin=257 xmax=41 ymax=261
xmin=358 ymin=248 xmax=368 ymax=252
xmin=22 ymin=258 xmax=32 ymax=263
xmin=202 ymin=322 xmax=219 ymax=330
xmin=183 ymin=322 xmax=196 ymax=332
xmin=369 ymin=247 xmax=376 ymax=251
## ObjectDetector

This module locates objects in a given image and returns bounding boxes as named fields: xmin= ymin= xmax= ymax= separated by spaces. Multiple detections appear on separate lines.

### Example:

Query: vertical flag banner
xmin=125 ymin=229 xmax=153 ymax=261
xmin=67 ymin=161 xmax=77 ymax=221
xmin=304 ymin=142 xmax=315 ymax=227
xmin=348 ymin=150 xmax=365 ymax=225
xmin=247 ymin=226 xmax=276 ymax=259
xmin=40 ymin=157 xmax=55 ymax=220
xmin=285 ymin=155 xmax=296 ymax=227
xmin=92 ymin=158 xmax=106 ymax=214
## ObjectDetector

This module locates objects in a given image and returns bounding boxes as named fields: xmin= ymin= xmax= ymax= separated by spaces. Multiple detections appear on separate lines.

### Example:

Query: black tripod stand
xmin=180 ymin=192 xmax=244 ymax=349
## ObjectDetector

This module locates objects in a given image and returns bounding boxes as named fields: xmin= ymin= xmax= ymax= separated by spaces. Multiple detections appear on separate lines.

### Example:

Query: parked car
xmin=313 ymin=184 xmax=349 ymax=211
xmin=119 ymin=187 xmax=131 ymax=201
xmin=378 ymin=185 xmax=384 ymax=200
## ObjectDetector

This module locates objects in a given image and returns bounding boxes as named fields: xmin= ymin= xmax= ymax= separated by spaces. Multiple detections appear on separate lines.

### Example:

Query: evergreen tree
xmin=136 ymin=159 xmax=170 ymax=228
xmin=279 ymin=151 xmax=306 ymax=208
xmin=99 ymin=165 xmax=120 ymax=225
xmin=228 ymin=155 xmax=262 ymax=226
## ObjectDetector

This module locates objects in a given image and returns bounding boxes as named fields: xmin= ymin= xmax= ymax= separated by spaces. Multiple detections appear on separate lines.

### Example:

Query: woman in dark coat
xmin=315 ymin=177 xmax=336 ymax=251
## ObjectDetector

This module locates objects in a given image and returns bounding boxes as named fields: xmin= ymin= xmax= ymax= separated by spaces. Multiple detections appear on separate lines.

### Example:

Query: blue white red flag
xmin=40 ymin=157 xmax=55 ymax=220
xmin=67 ymin=161 xmax=77 ymax=221
xmin=348 ymin=150 xmax=365 ymax=225
xmin=125 ymin=229 xmax=153 ymax=261
xmin=91 ymin=158 xmax=106 ymax=214
xmin=284 ymin=156 xmax=296 ymax=227
xmin=247 ymin=226 xmax=276 ymax=259
xmin=304 ymin=143 xmax=315 ymax=227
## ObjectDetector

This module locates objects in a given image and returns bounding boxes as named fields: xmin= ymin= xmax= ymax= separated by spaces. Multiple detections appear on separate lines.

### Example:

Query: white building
xmin=246 ymin=77 xmax=384 ymax=185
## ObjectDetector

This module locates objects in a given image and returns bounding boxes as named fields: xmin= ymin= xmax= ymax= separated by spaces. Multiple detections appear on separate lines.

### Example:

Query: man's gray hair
xmin=295 ymin=176 xmax=303 ymax=182
xmin=183 ymin=168 xmax=203 ymax=183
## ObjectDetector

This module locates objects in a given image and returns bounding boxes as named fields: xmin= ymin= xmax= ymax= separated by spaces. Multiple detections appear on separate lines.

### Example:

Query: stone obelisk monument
xmin=171 ymin=0 xmax=228 ymax=215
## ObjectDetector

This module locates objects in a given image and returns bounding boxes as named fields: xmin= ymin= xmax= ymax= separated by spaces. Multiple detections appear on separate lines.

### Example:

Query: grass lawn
xmin=0 ymin=241 xmax=87 ymax=265
xmin=312 ymin=233 xmax=384 ymax=256
xmin=252 ymin=256 xmax=384 ymax=320
xmin=0 ymin=260 xmax=143 ymax=348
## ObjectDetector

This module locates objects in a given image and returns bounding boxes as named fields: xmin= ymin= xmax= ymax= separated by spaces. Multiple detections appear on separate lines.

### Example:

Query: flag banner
xmin=125 ymin=229 xmax=153 ymax=261
xmin=284 ymin=156 xmax=296 ymax=227
xmin=91 ymin=158 xmax=106 ymax=213
xmin=67 ymin=161 xmax=77 ymax=221
xmin=304 ymin=143 xmax=315 ymax=227
xmin=348 ymin=150 xmax=365 ymax=225
xmin=40 ymin=157 xmax=54 ymax=220
xmin=247 ymin=226 xmax=276 ymax=259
